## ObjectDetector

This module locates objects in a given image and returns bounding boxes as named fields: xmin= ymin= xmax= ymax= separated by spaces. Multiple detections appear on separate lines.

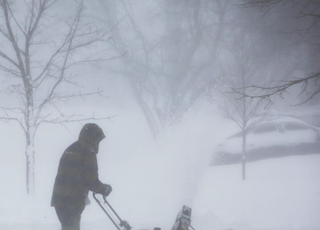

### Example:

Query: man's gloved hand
xmin=102 ymin=184 xmax=112 ymax=197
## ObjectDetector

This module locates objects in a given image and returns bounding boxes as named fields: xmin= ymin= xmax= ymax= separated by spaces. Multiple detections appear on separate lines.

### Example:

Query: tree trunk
xmin=25 ymin=101 xmax=36 ymax=195
xmin=242 ymin=129 xmax=247 ymax=180
xmin=25 ymin=140 xmax=35 ymax=195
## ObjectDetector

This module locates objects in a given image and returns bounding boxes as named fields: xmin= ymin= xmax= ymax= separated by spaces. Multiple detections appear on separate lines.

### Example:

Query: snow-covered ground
xmin=193 ymin=154 xmax=320 ymax=230
xmin=0 ymin=106 xmax=319 ymax=230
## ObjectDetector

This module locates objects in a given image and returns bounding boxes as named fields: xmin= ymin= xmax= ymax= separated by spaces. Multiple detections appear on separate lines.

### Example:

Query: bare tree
xmin=216 ymin=17 xmax=277 ymax=179
xmin=96 ymin=0 xmax=230 ymax=138
xmin=0 ymin=0 xmax=112 ymax=194
xmin=240 ymin=0 xmax=320 ymax=104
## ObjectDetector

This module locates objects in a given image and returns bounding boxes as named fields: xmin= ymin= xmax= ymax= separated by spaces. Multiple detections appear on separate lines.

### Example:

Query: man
xmin=51 ymin=123 xmax=112 ymax=230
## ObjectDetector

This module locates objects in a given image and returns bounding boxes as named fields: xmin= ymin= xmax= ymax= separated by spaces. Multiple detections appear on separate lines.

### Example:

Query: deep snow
xmin=0 ymin=106 xmax=319 ymax=230
xmin=193 ymin=154 xmax=320 ymax=230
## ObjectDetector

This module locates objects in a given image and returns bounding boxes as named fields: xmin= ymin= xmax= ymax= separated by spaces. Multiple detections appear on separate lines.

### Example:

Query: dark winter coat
xmin=51 ymin=123 xmax=106 ymax=207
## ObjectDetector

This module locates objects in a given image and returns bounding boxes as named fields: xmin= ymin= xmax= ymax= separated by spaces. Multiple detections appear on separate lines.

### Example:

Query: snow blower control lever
xmin=93 ymin=193 xmax=132 ymax=230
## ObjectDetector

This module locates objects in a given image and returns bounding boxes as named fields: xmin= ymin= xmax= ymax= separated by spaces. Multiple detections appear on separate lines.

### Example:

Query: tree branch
xmin=233 ymin=72 xmax=320 ymax=104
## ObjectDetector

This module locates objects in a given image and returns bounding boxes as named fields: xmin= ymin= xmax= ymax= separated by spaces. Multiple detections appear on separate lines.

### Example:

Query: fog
xmin=0 ymin=1 xmax=319 ymax=230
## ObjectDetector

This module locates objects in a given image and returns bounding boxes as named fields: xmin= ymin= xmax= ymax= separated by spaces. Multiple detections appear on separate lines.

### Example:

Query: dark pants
xmin=55 ymin=205 xmax=85 ymax=230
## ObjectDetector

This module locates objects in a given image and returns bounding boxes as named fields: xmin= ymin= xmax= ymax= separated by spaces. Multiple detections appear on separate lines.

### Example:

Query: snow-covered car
xmin=212 ymin=117 xmax=320 ymax=165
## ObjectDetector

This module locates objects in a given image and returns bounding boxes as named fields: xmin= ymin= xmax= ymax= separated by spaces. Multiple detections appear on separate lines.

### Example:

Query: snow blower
xmin=93 ymin=193 xmax=193 ymax=230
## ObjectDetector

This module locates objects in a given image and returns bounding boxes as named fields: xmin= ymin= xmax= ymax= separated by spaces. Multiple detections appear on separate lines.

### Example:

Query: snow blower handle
xmin=103 ymin=197 xmax=132 ymax=230
xmin=93 ymin=193 xmax=132 ymax=230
